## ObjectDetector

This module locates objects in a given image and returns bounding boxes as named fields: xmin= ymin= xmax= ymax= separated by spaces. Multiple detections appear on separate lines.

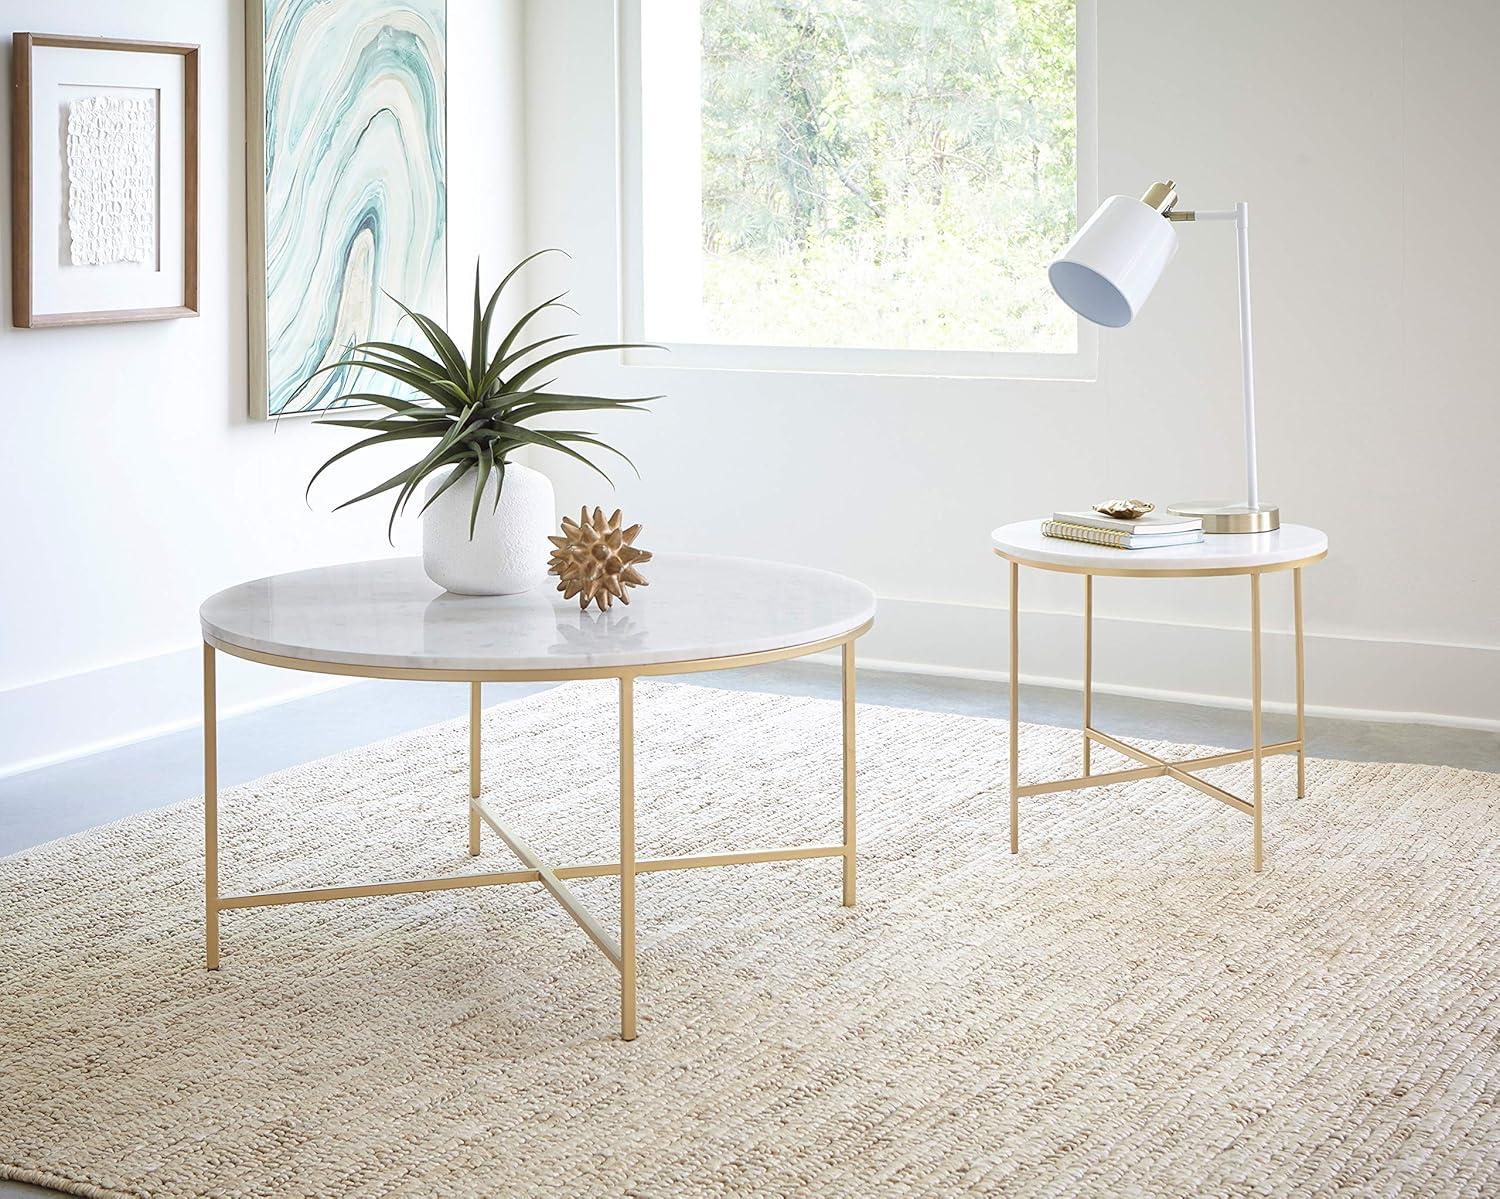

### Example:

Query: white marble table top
xmin=992 ymin=520 xmax=1328 ymax=575
xmin=201 ymin=554 xmax=876 ymax=674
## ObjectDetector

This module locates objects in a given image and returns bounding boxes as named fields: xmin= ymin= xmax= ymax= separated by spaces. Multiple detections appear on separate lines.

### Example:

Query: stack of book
xmin=1042 ymin=510 xmax=1204 ymax=549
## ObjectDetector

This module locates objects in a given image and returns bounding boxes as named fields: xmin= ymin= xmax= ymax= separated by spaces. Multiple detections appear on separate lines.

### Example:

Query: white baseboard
xmin=0 ymin=645 xmax=348 ymax=781
xmin=850 ymin=597 xmax=1499 ymax=733
xmin=2 ymin=596 xmax=1493 ymax=780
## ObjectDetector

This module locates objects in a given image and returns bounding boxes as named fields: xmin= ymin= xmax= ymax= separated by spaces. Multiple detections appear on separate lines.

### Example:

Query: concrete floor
xmin=1 ymin=664 xmax=1494 ymax=1197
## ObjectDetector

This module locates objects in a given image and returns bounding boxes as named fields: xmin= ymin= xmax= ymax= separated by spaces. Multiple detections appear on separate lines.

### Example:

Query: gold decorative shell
xmin=1092 ymin=498 xmax=1155 ymax=520
xmin=547 ymin=507 xmax=653 ymax=612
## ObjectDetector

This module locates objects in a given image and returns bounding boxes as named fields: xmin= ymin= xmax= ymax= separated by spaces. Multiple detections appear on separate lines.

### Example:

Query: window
xmin=622 ymin=0 xmax=1093 ymax=375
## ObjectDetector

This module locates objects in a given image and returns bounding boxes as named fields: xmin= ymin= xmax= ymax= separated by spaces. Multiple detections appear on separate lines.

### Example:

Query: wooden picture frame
xmin=10 ymin=33 xmax=199 ymax=328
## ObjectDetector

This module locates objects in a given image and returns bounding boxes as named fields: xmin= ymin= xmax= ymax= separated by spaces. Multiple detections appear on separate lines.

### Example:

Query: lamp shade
xmin=1048 ymin=195 xmax=1178 ymax=327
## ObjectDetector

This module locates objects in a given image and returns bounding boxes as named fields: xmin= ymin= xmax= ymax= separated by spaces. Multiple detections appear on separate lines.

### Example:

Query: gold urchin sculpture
xmin=547 ymin=507 xmax=653 ymax=612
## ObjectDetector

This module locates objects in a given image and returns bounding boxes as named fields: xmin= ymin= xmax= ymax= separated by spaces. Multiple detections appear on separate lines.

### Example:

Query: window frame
xmin=616 ymin=0 xmax=1098 ymax=380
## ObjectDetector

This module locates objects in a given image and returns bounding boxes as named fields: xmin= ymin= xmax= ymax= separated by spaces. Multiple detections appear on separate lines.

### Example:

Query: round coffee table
xmin=992 ymin=520 xmax=1328 ymax=872
xmin=200 ymin=553 xmax=876 ymax=1040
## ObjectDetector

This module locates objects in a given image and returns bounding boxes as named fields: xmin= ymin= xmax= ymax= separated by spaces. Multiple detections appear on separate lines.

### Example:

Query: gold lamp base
xmin=1167 ymin=500 xmax=1281 ymax=534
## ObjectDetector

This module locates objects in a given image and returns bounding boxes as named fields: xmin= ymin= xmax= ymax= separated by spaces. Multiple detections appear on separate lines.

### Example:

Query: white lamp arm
xmin=1170 ymin=203 xmax=1259 ymax=511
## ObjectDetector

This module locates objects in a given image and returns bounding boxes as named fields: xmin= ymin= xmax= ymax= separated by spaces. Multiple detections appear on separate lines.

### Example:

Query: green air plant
xmin=301 ymin=251 xmax=659 ymax=542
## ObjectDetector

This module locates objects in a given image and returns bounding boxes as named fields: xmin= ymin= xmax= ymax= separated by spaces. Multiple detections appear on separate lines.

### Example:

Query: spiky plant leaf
xmin=304 ymin=424 xmax=449 ymax=502
xmin=494 ymin=333 xmax=576 ymax=379
xmin=417 ymin=457 xmax=474 ymax=517
xmin=492 ymin=424 xmax=620 ymax=488
xmin=506 ymin=342 xmax=659 ymax=392
xmin=384 ymin=290 xmax=464 ymax=372
xmin=492 ymin=293 xmax=570 ymax=365
xmin=468 ymin=444 xmax=494 ymax=538
xmin=503 ymin=395 xmax=658 ymax=425
xmin=469 ymin=263 xmax=485 ymax=388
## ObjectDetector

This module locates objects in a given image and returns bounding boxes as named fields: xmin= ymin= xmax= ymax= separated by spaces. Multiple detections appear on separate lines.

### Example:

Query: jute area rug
xmin=1 ymin=681 xmax=1496 ymax=1197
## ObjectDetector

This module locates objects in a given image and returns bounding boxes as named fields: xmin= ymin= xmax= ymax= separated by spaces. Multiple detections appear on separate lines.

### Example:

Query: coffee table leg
xmin=1009 ymin=562 xmax=1020 ymax=855
xmin=619 ymin=674 xmax=637 ymax=1041
xmin=468 ymin=682 xmax=482 ymax=856
xmin=1250 ymin=574 xmax=1264 ymax=872
xmin=203 ymin=642 xmax=220 ymax=971
xmin=842 ymin=639 xmax=856 ymax=907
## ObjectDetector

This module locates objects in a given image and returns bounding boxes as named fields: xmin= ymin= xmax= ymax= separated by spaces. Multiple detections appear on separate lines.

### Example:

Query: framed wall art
xmin=10 ymin=33 xmax=199 ymax=328
xmin=246 ymin=0 xmax=447 ymax=420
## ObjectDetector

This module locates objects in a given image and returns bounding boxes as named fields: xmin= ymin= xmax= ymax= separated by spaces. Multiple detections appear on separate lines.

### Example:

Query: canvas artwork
xmin=248 ymin=0 xmax=447 ymax=418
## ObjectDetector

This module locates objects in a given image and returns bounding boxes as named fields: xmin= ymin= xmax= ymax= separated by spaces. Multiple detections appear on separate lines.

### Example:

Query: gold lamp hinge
xmin=1141 ymin=179 xmax=1197 ymax=221
xmin=1141 ymin=179 xmax=1178 ymax=214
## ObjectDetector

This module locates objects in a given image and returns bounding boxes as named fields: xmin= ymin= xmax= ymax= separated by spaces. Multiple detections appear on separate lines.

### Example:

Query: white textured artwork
xmin=65 ymin=94 xmax=157 ymax=266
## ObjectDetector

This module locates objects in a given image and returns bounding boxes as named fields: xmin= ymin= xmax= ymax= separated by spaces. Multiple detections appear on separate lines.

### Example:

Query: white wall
xmin=3 ymin=0 xmax=1494 ymax=785
xmin=522 ymin=0 xmax=1499 ymax=730
xmin=0 ymin=1 xmax=527 ymax=777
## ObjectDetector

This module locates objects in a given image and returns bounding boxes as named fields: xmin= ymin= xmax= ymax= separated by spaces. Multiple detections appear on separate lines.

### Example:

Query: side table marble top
xmin=992 ymin=520 xmax=1328 ymax=576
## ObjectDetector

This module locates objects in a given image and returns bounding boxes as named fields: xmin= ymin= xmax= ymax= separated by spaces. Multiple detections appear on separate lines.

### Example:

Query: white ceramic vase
xmin=420 ymin=462 xmax=555 ymax=595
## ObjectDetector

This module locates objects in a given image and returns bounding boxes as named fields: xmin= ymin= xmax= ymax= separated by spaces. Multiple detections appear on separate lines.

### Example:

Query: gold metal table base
xmin=1000 ymin=558 xmax=1311 ymax=872
xmin=202 ymin=623 xmax=869 ymax=1042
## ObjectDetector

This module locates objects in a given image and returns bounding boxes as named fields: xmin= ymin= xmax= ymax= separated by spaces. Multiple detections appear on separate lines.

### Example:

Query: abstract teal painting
xmin=247 ymin=0 xmax=446 ymax=419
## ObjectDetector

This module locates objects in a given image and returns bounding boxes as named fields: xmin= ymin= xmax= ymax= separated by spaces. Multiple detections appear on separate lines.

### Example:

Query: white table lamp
xmin=1049 ymin=180 xmax=1279 ymax=534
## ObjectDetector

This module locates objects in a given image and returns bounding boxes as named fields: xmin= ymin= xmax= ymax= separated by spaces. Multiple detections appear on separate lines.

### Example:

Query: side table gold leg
xmin=1250 ymin=574 xmax=1264 ymax=873
xmin=1294 ymin=567 xmax=1306 ymax=799
xmin=203 ymin=642 xmax=219 ymax=970
xmin=1009 ymin=561 xmax=1020 ymax=855
xmin=842 ymin=639 xmax=857 ymax=907
xmin=619 ymin=674 xmax=637 ymax=1041
xmin=468 ymin=681 xmax=481 ymax=856
xmin=1082 ymin=574 xmax=1093 ymax=777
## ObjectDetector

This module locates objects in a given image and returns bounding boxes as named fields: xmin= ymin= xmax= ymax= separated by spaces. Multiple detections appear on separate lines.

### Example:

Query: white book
xmin=1051 ymin=509 xmax=1203 ymax=535
xmin=1042 ymin=520 xmax=1204 ymax=550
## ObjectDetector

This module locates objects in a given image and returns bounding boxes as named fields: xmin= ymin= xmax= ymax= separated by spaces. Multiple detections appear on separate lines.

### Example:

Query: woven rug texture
xmin=1 ymin=680 xmax=1496 ymax=1197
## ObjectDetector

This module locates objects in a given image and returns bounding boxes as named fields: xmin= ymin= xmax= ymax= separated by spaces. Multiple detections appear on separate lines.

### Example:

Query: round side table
xmin=991 ymin=520 xmax=1328 ymax=872
xmin=200 ymin=553 xmax=876 ymax=1040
